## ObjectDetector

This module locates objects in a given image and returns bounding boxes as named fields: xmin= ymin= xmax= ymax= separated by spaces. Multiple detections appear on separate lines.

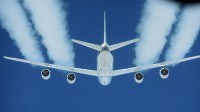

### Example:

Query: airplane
xmin=3 ymin=12 xmax=200 ymax=86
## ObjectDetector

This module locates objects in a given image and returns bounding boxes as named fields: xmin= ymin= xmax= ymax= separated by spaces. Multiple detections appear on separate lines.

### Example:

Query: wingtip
xmin=136 ymin=38 xmax=140 ymax=41
xmin=71 ymin=39 xmax=75 ymax=42
xmin=3 ymin=56 xmax=12 ymax=60
xmin=197 ymin=55 xmax=200 ymax=58
xmin=3 ymin=56 xmax=7 ymax=59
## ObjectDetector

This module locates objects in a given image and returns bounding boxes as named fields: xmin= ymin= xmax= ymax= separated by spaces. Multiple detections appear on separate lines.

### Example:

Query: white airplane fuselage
xmin=97 ymin=44 xmax=113 ymax=85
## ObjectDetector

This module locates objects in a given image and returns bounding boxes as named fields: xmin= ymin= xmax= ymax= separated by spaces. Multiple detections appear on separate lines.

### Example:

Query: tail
xmin=104 ymin=11 xmax=107 ymax=44
xmin=71 ymin=11 xmax=139 ymax=52
xmin=71 ymin=12 xmax=107 ymax=52
xmin=102 ymin=11 xmax=139 ymax=51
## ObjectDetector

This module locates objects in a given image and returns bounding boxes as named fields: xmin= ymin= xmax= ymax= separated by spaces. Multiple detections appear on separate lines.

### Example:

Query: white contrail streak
xmin=134 ymin=0 xmax=179 ymax=66
xmin=0 ymin=0 xmax=44 ymax=62
xmin=23 ymin=0 xmax=74 ymax=66
xmin=165 ymin=4 xmax=200 ymax=62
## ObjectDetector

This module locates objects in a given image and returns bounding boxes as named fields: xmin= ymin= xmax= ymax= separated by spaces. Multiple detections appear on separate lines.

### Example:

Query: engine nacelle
xmin=41 ymin=69 xmax=51 ymax=80
xmin=160 ymin=68 xmax=169 ymax=79
xmin=134 ymin=72 xmax=143 ymax=83
xmin=67 ymin=73 xmax=76 ymax=84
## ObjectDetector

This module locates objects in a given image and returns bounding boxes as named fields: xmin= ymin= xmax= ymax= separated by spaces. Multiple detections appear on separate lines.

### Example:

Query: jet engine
xmin=134 ymin=72 xmax=143 ymax=83
xmin=160 ymin=68 xmax=169 ymax=79
xmin=67 ymin=73 xmax=76 ymax=84
xmin=41 ymin=69 xmax=51 ymax=80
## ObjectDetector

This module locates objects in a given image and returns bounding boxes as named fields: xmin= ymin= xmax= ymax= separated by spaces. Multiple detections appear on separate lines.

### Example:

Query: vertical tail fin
xmin=104 ymin=11 xmax=107 ymax=44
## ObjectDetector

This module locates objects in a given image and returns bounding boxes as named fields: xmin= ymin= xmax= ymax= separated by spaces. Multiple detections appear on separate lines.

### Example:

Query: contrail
xmin=0 ymin=0 xmax=44 ymax=62
xmin=165 ymin=4 xmax=200 ymax=62
xmin=134 ymin=0 xmax=179 ymax=66
xmin=23 ymin=0 xmax=75 ymax=66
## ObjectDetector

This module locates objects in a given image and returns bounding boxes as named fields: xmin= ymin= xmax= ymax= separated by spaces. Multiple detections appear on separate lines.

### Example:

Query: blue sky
xmin=0 ymin=0 xmax=200 ymax=112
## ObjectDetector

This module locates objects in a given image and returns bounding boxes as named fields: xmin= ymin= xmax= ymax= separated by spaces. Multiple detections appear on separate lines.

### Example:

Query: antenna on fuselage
xmin=103 ymin=11 xmax=107 ymax=44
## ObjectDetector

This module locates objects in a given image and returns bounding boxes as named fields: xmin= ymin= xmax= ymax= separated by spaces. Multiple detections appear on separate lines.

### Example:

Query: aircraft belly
xmin=97 ymin=51 xmax=113 ymax=76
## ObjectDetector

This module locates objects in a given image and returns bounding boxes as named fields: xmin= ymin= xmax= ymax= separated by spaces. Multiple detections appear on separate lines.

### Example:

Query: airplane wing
xmin=3 ymin=56 xmax=98 ymax=76
xmin=113 ymin=55 xmax=200 ymax=76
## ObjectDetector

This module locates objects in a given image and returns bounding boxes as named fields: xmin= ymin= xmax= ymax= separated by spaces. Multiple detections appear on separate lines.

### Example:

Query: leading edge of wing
xmin=3 ymin=56 xmax=98 ymax=76
xmin=113 ymin=55 xmax=200 ymax=76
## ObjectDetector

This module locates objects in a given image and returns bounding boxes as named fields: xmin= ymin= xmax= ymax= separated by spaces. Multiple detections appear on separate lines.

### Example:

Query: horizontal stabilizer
xmin=109 ymin=38 xmax=139 ymax=51
xmin=72 ymin=39 xmax=102 ymax=51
